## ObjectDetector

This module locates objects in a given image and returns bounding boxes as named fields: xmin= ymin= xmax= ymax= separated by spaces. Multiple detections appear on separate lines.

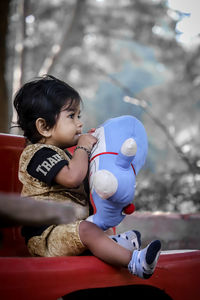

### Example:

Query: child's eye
xmin=78 ymin=114 xmax=81 ymax=119
xmin=69 ymin=113 xmax=75 ymax=119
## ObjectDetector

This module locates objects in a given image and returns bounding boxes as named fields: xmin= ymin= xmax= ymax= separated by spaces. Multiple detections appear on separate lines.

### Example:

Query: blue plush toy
xmin=87 ymin=115 xmax=148 ymax=231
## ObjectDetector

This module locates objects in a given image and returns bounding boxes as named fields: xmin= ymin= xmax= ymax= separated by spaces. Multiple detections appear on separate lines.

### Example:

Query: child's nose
xmin=77 ymin=119 xmax=83 ymax=128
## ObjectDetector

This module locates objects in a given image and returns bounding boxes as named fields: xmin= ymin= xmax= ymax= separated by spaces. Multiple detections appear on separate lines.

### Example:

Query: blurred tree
xmin=4 ymin=0 xmax=200 ymax=212
xmin=0 ymin=0 xmax=11 ymax=132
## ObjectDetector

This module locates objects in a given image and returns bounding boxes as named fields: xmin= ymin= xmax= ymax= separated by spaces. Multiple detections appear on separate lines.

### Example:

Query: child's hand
xmin=77 ymin=134 xmax=97 ymax=152
xmin=87 ymin=128 xmax=96 ymax=134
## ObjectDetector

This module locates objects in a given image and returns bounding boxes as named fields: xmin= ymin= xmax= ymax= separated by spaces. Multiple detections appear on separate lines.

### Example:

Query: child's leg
xmin=79 ymin=220 xmax=161 ymax=279
xmin=79 ymin=220 xmax=132 ymax=267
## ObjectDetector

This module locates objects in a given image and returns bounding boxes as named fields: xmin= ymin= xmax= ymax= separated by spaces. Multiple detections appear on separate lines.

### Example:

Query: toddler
xmin=14 ymin=75 xmax=161 ymax=279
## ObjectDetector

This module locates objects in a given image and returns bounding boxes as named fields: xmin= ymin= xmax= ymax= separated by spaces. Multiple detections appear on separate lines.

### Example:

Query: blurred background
xmin=0 ymin=0 xmax=200 ymax=213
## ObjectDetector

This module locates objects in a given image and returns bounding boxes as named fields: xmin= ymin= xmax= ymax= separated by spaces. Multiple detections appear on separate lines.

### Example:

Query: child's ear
xmin=35 ymin=118 xmax=51 ymax=138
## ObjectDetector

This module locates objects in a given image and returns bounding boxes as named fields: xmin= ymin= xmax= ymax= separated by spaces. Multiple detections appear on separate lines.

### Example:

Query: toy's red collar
xmin=90 ymin=152 xmax=136 ymax=175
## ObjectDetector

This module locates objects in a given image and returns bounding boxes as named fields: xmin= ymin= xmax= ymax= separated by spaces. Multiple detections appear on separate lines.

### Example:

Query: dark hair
xmin=13 ymin=75 xmax=82 ymax=143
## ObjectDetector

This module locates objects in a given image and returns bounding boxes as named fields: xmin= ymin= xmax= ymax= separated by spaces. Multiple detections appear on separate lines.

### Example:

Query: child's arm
xmin=55 ymin=134 xmax=97 ymax=188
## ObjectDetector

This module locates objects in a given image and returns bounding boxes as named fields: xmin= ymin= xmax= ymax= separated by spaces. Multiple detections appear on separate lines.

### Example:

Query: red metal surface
xmin=0 ymin=133 xmax=200 ymax=300
xmin=0 ymin=251 xmax=199 ymax=300
xmin=0 ymin=133 xmax=25 ymax=193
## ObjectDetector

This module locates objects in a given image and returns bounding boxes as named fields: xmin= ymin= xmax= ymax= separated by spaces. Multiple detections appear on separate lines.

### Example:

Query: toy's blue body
xmin=88 ymin=116 xmax=148 ymax=231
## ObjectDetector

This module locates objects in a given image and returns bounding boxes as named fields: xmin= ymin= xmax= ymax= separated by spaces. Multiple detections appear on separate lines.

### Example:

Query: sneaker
xmin=128 ymin=240 xmax=161 ymax=279
xmin=110 ymin=230 xmax=141 ymax=251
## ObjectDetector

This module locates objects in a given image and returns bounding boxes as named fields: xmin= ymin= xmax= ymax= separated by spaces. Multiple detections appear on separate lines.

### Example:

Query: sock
xmin=128 ymin=240 xmax=161 ymax=279
xmin=110 ymin=230 xmax=141 ymax=251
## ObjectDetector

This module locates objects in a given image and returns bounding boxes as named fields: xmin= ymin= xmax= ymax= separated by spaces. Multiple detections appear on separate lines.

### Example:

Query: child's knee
xmin=79 ymin=220 xmax=101 ymax=245
xmin=79 ymin=220 xmax=95 ymax=236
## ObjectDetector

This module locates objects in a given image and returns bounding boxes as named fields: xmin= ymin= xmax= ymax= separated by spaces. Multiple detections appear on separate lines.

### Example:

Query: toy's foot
xmin=110 ymin=230 xmax=141 ymax=251
xmin=128 ymin=240 xmax=161 ymax=279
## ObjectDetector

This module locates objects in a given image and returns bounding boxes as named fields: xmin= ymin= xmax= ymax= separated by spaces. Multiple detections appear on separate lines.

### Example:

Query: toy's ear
xmin=116 ymin=138 xmax=137 ymax=169
xmin=93 ymin=170 xmax=118 ymax=199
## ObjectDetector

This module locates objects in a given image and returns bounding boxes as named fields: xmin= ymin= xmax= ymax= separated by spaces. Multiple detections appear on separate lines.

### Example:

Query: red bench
xmin=0 ymin=133 xmax=199 ymax=300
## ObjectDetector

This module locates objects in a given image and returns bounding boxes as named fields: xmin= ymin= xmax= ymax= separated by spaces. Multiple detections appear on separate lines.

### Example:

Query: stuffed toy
xmin=87 ymin=115 xmax=148 ymax=231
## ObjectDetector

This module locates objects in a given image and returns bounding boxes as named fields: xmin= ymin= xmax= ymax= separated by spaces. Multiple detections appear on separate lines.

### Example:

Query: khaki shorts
xmin=27 ymin=220 xmax=87 ymax=257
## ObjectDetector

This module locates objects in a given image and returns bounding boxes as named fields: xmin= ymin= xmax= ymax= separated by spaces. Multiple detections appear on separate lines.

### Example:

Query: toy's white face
xmin=89 ymin=126 xmax=106 ymax=192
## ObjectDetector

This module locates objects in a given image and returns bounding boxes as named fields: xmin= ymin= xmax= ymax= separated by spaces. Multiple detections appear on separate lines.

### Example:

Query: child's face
xmin=46 ymin=103 xmax=83 ymax=149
